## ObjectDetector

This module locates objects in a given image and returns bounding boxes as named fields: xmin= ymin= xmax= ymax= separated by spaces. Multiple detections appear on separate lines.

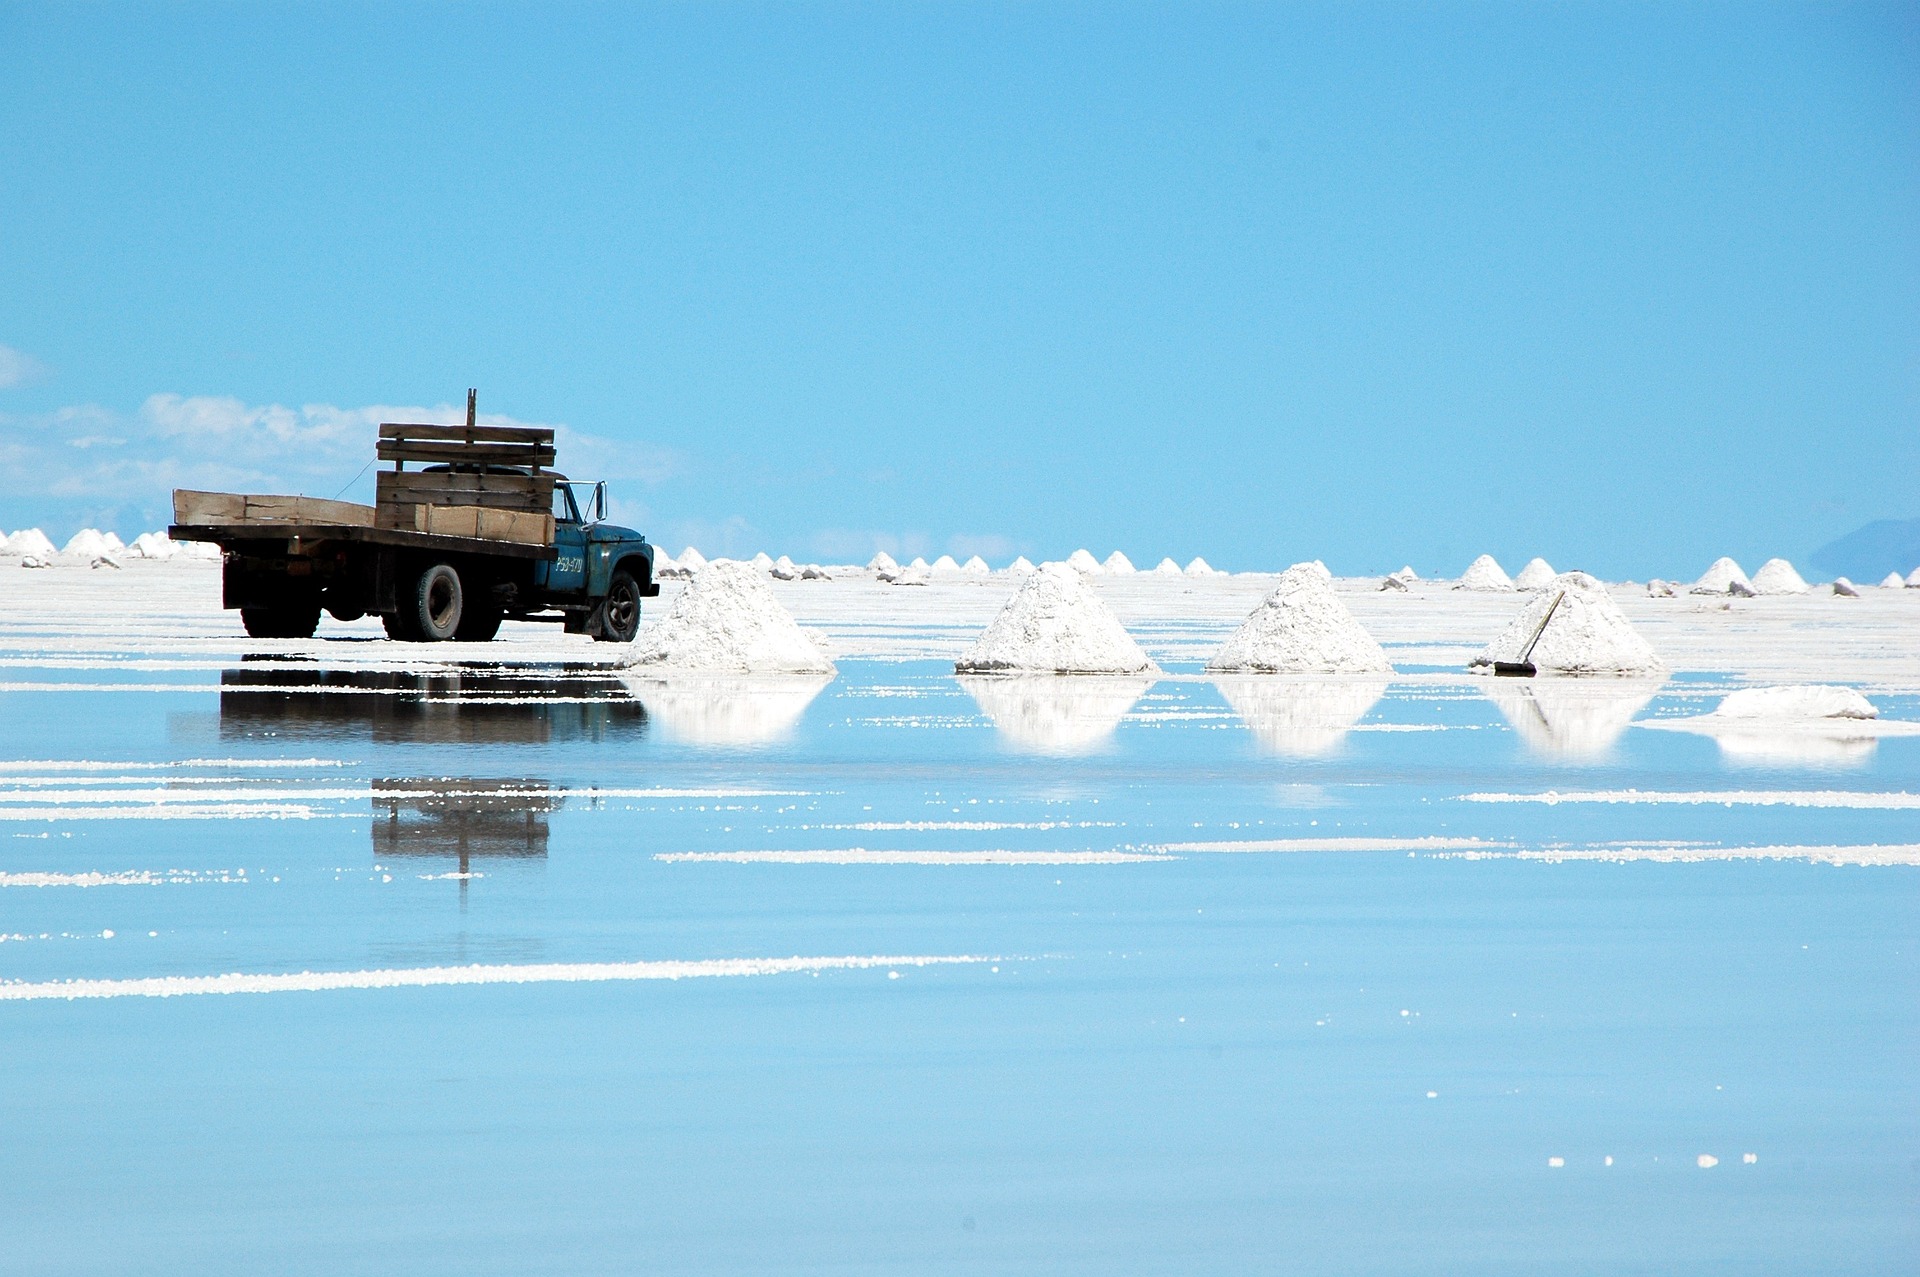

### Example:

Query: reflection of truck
xmin=170 ymin=393 xmax=658 ymax=642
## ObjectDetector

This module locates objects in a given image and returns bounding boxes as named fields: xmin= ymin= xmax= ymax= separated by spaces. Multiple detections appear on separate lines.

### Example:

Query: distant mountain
xmin=1809 ymin=518 xmax=1920 ymax=581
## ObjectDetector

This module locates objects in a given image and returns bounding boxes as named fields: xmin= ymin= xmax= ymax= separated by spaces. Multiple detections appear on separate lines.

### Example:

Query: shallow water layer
xmin=2 ymin=582 xmax=1918 ymax=1273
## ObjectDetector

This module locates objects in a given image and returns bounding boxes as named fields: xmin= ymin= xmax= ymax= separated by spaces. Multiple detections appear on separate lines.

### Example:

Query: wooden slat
xmin=376 ymin=440 xmax=556 ymax=466
xmin=378 ymin=423 xmax=554 ymax=445
xmin=377 ymin=471 xmax=552 ymax=507
xmin=175 ymin=490 xmax=245 ymax=524
xmin=412 ymin=504 xmax=554 ymax=546
xmin=172 ymin=490 xmax=374 ymax=527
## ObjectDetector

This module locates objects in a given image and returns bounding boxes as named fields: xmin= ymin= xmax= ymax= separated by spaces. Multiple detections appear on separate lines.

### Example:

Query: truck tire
xmin=594 ymin=569 xmax=643 ymax=643
xmin=241 ymin=603 xmax=320 ymax=639
xmin=392 ymin=562 xmax=463 ymax=642
xmin=454 ymin=605 xmax=502 ymax=642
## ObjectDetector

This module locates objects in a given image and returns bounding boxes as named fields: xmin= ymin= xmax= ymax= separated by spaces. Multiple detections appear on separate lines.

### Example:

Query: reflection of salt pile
xmin=1212 ymin=676 xmax=1388 ymax=757
xmin=1691 ymin=557 xmax=1751 ymax=595
xmin=1750 ymin=558 xmax=1810 ymax=595
xmin=621 ymin=675 xmax=832 ymax=746
xmin=626 ymin=560 xmax=835 ymax=673
xmin=959 ymin=674 xmax=1154 ymax=756
xmin=1483 ymin=678 xmax=1662 ymax=758
xmin=1184 ymin=557 xmax=1217 ymax=577
xmin=1514 ymin=558 xmax=1556 ymax=590
xmin=2 ymin=529 xmax=57 ymax=559
xmin=1470 ymin=572 xmax=1662 ymax=676
xmin=1206 ymin=563 xmax=1392 ymax=674
xmin=1066 ymin=549 xmax=1102 ymax=574
xmin=1103 ymin=551 xmax=1135 ymax=574
xmin=1151 ymin=558 xmax=1182 ymax=575
xmin=955 ymin=565 xmax=1156 ymax=675
xmin=1455 ymin=554 xmax=1514 ymax=591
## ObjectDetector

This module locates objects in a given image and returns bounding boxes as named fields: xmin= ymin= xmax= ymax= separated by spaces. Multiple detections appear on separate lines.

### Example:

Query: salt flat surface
xmin=1 ymin=560 xmax=1916 ymax=1274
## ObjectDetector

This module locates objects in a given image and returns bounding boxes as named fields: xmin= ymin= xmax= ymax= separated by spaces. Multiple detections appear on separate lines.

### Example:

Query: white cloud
xmin=0 ymin=344 xmax=49 ymax=390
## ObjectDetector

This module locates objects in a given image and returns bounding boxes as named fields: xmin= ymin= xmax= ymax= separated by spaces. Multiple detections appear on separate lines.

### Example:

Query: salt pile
xmin=960 ymin=555 xmax=991 ymax=575
xmin=1514 ymin=558 xmax=1557 ymax=591
xmin=907 ymin=556 xmax=930 ymax=572
xmin=1712 ymin=685 xmax=1876 ymax=721
xmin=657 ymin=547 xmax=704 ymax=578
xmin=1007 ymin=556 xmax=1036 ymax=575
xmin=1102 ymin=551 xmax=1135 ymax=574
xmin=61 ymin=529 xmax=119 ymax=560
xmin=1184 ymin=557 xmax=1217 ymax=577
xmin=1151 ymin=558 xmax=1182 ymax=575
xmin=1881 ymin=572 xmax=1905 ymax=589
xmin=955 ymin=564 xmax=1156 ymax=675
xmin=1469 ymin=571 xmax=1663 ymax=676
xmin=1213 ymin=676 xmax=1388 ymax=758
xmin=1750 ymin=558 xmax=1810 ymax=595
xmin=1379 ymin=574 xmax=1407 ymax=591
xmin=1206 ymin=563 xmax=1392 ymax=674
xmin=800 ymin=565 xmax=832 ymax=580
xmin=625 ymin=560 xmax=835 ymax=674
xmin=886 ymin=562 xmax=930 ymax=586
xmin=3 ymin=529 xmax=57 ymax=559
xmin=1691 ymin=557 xmax=1752 ymax=595
xmin=1646 ymin=579 xmax=1678 ymax=597
xmin=1455 ymin=554 xmax=1515 ymax=591
xmin=680 ymin=547 xmax=708 ymax=571
xmin=1394 ymin=566 xmax=1419 ymax=581
xmin=1908 ymin=567 xmax=1920 ymax=587
xmin=1066 ymin=549 xmax=1103 ymax=574
xmin=931 ymin=554 xmax=960 ymax=573
xmin=771 ymin=555 xmax=799 ymax=580
xmin=1832 ymin=577 xmax=1859 ymax=598
xmin=749 ymin=552 xmax=774 ymax=571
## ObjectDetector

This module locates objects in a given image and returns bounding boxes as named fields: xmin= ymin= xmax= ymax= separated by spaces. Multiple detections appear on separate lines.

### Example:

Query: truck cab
xmin=535 ymin=477 xmax=658 ymax=640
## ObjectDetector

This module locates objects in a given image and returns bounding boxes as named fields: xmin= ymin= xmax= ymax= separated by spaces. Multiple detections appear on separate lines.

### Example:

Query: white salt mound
xmin=1184 ymin=557 xmax=1217 ymax=577
xmin=932 ymin=554 xmax=960 ymax=573
xmin=908 ymin=556 xmax=930 ymax=572
xmin=1470 ymin=571 xmax=1663 ymax=676
xmin=1750 ymin=558 xmax=1809 ymax=595
xmin=1066 ymin=549 xmax=1103 ymax=575
xmin=1455 ymin=554 xmax=1515 ymax=592
xmin=1647 ymin=579 xmax=1678 ymax=597
xmin=956 ymin=564 xmax=1157 ymax=675
xmin=1151 ymin=557 xmax=1182 ymax=575
xmin=1712 ymin=685 xmax=1876 ymax=720
xmin=888 ymin=562 xmax=931 ymax=586
xmin=1908 ymin=567 xmax=1920 ymax=587
xmin=960 ymin=555 xmax=990 ymax=575
xmin=1832 ymin=577 xmax=1859 ymax=598
xmin=61 ymin=529 xmax=117 ymax=559
xmin=1379 ymin=575 xmax=1408 ymax=592
xmin=626 ymin=560 xmax=835 ymax=675
xmin=4 ymin=529 xmax=57 ymax=559
xmin=800 ymin=565 xmax=832 ymax=580
xmin=1691 ymin=557 xmax=1751 ymax=595
xmin=1206 ymin=563 xmax=1392 ymax=674
xmin=1007 ymin=556 xmax=1037 ymax=575
xmin=1102 ymin=551 xmax=1135 ymax=574
xmin=102 ymin=532 xmax=125 ymax=552
xmin=679 ymin=547 xmax=708 ymax=571
xmin=867 ymin=551 xmax=898 ymax=573
xmin=1881 ymin=572 xmax=1905 ymax=589
xmin=769 ymin=559 xmax=799 ymax=580
xmin=21 ymin=555 xmax=52 ymax=569
xmin=175 ymin=539 xmax=221 ymax=561
xmin=749 ymin=552 xmax=774 ymax=571
xmin=1514 ymin=558 xmax=1557 ymax=591
xmin=1394 ymin=566 xmax=1419 ymax=582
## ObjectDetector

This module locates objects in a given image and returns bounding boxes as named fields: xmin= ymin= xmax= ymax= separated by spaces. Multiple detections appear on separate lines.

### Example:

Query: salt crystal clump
xmin=1007 ymin=556 xmax=1036 ymax=575
xmin=1646 ymin=579 xmax=1678 ymax=597
xmin=1881 ymin=572 xmax=1906 ymax=589
xmin=61 ymin=529 xmax=118 ymax=559
xmin=867 ymin=551 xmax=898 ymax=574
xmin=800 ymin=565 xmax=832 ymax=580
xmin=3 ymin=529 xmax=56 ymax=559
xmin=1151 ymin=557 xmax=1182 ymax=576
xmin=1832 ymin=577 xmax=1859 ymax=598
xmin=626 ymin=560 xmax=835 ymax=674
xmin=1102 ymin=551 xmax=1135 ymax=574
xmin=931 ymin=554 xmax=960 ymax=573
xmin=1379 ymin=574 xmax=1408 ymax=591
xmin=1455 ymin=554 xmax=1515 ymax=592
xmin=1470 ymin=572 xmax=1663 ymax=676
xmin=1184 ymin=557 xmax=1217 ymax=577
xmin=1066 ymin=549 xmax=1103 ymax=575
xmin=1691 ymin=557 xmax=1751 ymax=595
xmin=21 ymin=555 xmax=52 ymax=569
xmin=1711 ymin=685 xmax=1876 ymax=721
xmin=955 ymin=564 xmax=1157 ymax=675
xmin=1206 ymin=563 xmax=1392 ymax=674
xmin=960 ymin=556 xmax=990 ymax=575
xmin=1514 ymin=558 xmax=1557 ymax=591
xmin=770 ymin=557 xmax=800 ymax=581
xmin=1750 ymin=558 xmax=1809 ymax=595
xmin=888 ymin=562 xmax=931 ymax=586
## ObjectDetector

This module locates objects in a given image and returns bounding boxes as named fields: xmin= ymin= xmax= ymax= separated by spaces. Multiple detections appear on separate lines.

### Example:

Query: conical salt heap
xmin=1184 ymin=557 xmax=1217 ymax=577
xmin=1882 ymin=572 xmax=1905 ymax=589
xmin=960 ymin=555 xmax=991 ymax=575
xmin=61 ymin=529 xmax=117 ymax=559
xmin=1066 ymin=549 xmax=1103 ymax=574
xmin=1469 ymin=571 xmax=1662 ymax=676
xmin=1007 ymin=556 xmax=1037 ymax=575
xmin=1750 ymin=558 xmax=1810 ymax=595
xmin=867 ymin=551 xmax=898 ymax=573
xmin=627 ymin=560 xmax=835 ymax=674
xmin=1514 ymin=558 xmax=1556 ymax=591
xmin=3 ymin=529 xmax=57 ymax=559
xmin=1102 ymin=551 xmax=1135 ymax=574
xmin=1206 ymin=563 xmax=1393 ymax=674
xmin=932 ymin=554 xmax=960 ymax=572
xmin=129 ymin=531 xmax=177 ymax=560
xmin=1151 ymin=557 xmax=1182 ymax=575
xmin=955 ymin=564 xmax=1157 ymax=675
xmin=1455 ymin=554 xmax=1515 ymax=591
xmin=1691 ymin=557 xmax=1751 ymax=595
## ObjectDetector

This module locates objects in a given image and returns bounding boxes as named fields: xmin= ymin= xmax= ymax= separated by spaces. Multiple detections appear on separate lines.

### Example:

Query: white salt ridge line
xmin=0 ymin=784 xmax=803 ymax=805
xmin=0 ymin=758 xmax=348 ymax=772
xmin=656 ymin=849 xmax=1170 ymax=865
xmin=0 ymin=953 xmax=991 ymax=1002
xmin=0 ymin=682 xmax=648 ymax=703
xmin=0 ymin=804 xmax=333 ymax=822
xmin=1 ymin=870 xmax=170 ymax=887
xmin=1151 ymin=836 xmax=1511 ymax=854
xmin=1441 ymin=844 xmax=1920 ymax=866
xmin=1460 ymin=790 xmax=1920 ymax=809
xmin=820 ymin=820 xmax=1122 ymax=832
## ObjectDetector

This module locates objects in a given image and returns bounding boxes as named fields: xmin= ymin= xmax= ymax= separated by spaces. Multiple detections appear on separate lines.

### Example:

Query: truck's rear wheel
xmin=241 ymin=604 xmax=320 ymax=639
xmin=401 ymin=562 xmax=464 ymax=641
xmin=455 ymin=605 xmax=502 ymax=642
xmin=594 ymin=569 xmax=643 ymax=643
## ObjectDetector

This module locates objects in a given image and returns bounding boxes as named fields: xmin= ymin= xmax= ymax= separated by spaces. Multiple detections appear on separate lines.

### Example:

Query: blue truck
xmin=170 ymin=394 xmax=658 ymax=643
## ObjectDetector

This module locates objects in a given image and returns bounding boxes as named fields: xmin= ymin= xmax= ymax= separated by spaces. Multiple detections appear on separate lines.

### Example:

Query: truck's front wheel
xmin=391 ymin=562 xmax=464 ymax=642
xmin=595 ymin=569 xmax=643 ymax=643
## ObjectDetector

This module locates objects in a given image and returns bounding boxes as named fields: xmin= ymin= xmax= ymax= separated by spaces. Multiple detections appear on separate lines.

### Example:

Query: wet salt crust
xmin=1470 ymin=571 xmax=1663 ymax=676
xmin=955 ymin=565 xmax=1156 ymax=675
xmin=1205 ymin=563 xmax=1392 ymax=675
xmin=626 ymin=560 xmax=835 ymax=675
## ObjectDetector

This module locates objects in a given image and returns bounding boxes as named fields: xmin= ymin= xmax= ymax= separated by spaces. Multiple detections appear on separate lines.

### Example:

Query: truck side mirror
xmin=593 ymin=481 xmax=607 ymax=522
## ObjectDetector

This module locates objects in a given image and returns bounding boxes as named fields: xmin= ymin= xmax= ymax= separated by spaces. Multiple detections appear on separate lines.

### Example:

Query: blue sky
xmin=1 ymin=2 xmax=1913 ymax=575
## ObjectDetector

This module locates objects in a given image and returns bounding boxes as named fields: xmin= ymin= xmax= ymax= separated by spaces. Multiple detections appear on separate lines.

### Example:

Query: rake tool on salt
xmin=1492 ymin=590 xmax=1564 ymax=678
